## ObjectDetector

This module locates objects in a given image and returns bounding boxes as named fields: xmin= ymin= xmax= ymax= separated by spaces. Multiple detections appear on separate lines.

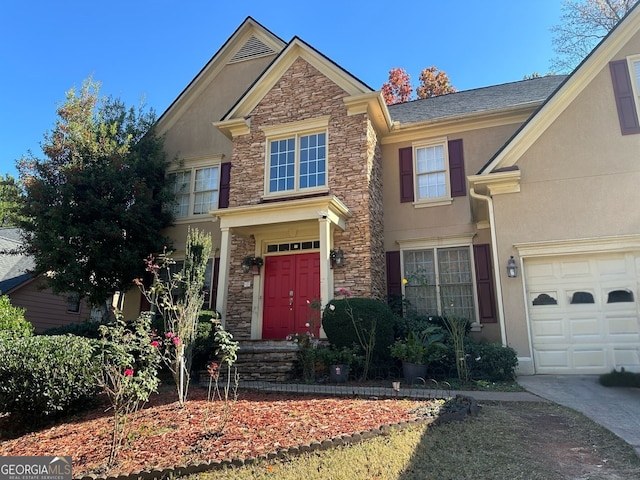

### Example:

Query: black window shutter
xmin=219 ymin=162 xmax=231 ymax=209
xmin=473 ymin=244 xmax=497 ymax=323
xmin=609 ymin=60 xmax=640 ymax=135
xmin=386 ymin=250 xmax=403 ymax=315
xmin=399 ymin=147 xmax=414 ymax=203
xmin=448 ymin=139 xmax=466 ymax=197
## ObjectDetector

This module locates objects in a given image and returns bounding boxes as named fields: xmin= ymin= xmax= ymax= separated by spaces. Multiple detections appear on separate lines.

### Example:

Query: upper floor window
xmin=415 ymin=142 xmax=448 ymax=201
xmin=268 ymin=132 xmax=326 ymax=194
xmin=262 ymin=116 xmax=331 ymax=198
xmin=399 ymin=138 xmax=466 ymax=206
xmin=169 ymin=164 xmax=220 ymax=218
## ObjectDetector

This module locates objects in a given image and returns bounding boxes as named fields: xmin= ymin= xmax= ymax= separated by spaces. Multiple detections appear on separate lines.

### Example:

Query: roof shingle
xmin=388 ymin=75 xmax=568 ymax=124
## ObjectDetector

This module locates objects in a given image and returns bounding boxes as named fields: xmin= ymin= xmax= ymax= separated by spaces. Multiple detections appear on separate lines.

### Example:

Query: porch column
xmin=318 ymin=216 xmax=332 ymax=337
xmin=216 ymin=226 xmax=232 ymax=327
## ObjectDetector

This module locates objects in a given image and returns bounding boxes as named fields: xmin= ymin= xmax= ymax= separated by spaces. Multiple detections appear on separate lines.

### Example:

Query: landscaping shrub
xmin=322 ymin=297 xmax=395 ymax=365
xmin=599 ymin=368 xmax=640 ymax=388
xmin=42 ymin=320 xmax=101 ymax=338
xmin=0 ymin=334 xmax=100 ymax=422
xmin=392 ymin=311 xmax=432 ymax=340
xmin=0 ymin=295 xmax=33 ymax=338
xmin=466 ymin=342 xmax=519 ymax=382
xmin=191 ymin=311 xmax=222 ymax=373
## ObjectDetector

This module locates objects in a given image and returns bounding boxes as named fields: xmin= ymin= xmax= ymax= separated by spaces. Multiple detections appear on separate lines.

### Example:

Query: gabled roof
xmin=478 ymin=1 xmax=640 ymax=174
xmin=0 ymin=228 xmax=34 ymax=294
xmin=219 ymin=36 xmax=374 ymax=122
xmin=155 ymin=17 xmax=286 ymax=132
xmin=388 ymin=76 xmax=567 ymax=124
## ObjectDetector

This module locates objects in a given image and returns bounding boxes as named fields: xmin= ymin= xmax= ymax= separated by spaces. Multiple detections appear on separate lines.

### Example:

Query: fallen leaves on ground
xmin=0 ymin=385 xmax=429 ymax=478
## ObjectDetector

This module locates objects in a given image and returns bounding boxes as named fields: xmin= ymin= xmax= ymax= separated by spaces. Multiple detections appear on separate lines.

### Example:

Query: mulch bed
xmin=0 ymin=385 xmax=457 ymax=478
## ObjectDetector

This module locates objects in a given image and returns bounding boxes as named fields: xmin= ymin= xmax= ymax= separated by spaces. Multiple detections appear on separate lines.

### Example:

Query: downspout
xmin=469 ymin=187 xmax=508 ymax=346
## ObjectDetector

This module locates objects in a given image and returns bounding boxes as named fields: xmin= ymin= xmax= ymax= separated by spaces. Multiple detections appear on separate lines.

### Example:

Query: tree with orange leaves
xmin=381 ymin=67 xmax=413 ymax=105
xmin=416 ymin=66 xmax=457 ymax=99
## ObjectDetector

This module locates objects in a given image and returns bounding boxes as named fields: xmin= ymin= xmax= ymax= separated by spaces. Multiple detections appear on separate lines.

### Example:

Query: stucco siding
xmin=382 ymin=122 xmax=523 ymax=250
xmin=161 ymin=55 xmax=277 ymax=161
xmin=491 ymin=31 xmax=640 ymax=371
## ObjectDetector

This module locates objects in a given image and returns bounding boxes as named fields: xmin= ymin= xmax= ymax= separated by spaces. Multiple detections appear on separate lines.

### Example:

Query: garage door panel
xmin=570 ymin=317 xmax=601 ymax=337
xmin=598 ymin=257 xmax=630 ymax=277
xmin=526 ymin=252 xmax=640 ymax=374
xmin=607 ymin=315 xmax=639 ymax=336
xmin=535 ymin=349 xmax=570 ymax=369
xmin=526 ymin=262 xmax=556 ymax=279
xmin=560 ymin=259 xmax=592 ymax=277
xmin=614 ymin=349 xmax=640 ymax=372
xmin=532 ymin=318 xmax=566 ymax=339
xmin=573 ymin=348 xmax=606 ymax=368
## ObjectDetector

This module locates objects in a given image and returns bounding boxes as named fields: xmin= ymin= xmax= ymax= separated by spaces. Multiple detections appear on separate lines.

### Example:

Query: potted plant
xmin=241 ymin=255 xmax=264 ymax=274
xmin=316 ymin=344 xmax=362 ymax=383
xmin=390 ymin=327 xmax=445 ymax=384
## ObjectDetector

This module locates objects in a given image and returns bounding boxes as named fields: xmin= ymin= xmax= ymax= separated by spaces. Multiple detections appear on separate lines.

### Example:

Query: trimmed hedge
xmin=0 ymin=295 xmax=33 ymax=338
xmin=322 ymin=297 xmax=395 ymax=364
xmin=0 ymin=334 xmax=101 ymax=422
xmin=600 ymin=369 xmax=640 ymax=388
xmin=466 ymin=342 xmax=518 ymax=382
xmin=42 ymin=320 xmax=101 ymax=338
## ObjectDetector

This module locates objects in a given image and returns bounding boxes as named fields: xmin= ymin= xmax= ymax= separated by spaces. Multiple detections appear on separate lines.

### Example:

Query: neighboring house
xmin=119 ymin=7 xmax=640 ymax=375
xmin=0 ymin=228 xmax=92 ymax=332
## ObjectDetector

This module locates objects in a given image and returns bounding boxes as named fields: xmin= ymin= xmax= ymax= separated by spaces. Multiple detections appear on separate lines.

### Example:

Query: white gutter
xmin=469 ymin=187 xmax=507 ymax=346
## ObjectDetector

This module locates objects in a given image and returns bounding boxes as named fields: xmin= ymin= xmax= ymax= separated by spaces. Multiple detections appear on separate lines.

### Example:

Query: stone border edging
xmin=75 ymin=395 xmax=479 ymax=480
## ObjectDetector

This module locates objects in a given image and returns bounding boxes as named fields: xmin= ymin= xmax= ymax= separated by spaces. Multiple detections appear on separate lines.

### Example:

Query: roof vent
xmin=230 ymin=35 xmax=276 ymax=63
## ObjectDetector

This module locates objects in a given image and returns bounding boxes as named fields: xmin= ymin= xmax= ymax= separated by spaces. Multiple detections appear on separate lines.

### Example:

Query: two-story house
xmin=120 ymin=5 xmax=640 ymax=376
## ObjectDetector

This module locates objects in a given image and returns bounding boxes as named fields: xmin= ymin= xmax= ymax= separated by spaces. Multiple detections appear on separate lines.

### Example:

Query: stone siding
xmin=225 ymin=57 xmax=385 ymax=335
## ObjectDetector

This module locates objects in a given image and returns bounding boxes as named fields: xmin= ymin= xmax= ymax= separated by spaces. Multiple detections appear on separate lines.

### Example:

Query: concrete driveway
xmin=517 ymin=374 xmax=640 ymax=456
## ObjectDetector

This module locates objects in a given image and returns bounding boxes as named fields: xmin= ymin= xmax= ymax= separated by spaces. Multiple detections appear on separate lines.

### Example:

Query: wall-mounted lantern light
xmin=330 ymin=248 xmax=345 ymax=268
xmin=506 ymin=256 xmax=518 ymax=278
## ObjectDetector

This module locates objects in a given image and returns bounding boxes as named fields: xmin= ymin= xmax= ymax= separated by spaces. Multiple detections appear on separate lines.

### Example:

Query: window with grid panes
xmin=403 ymin=246 xmax=475 ymax=322
xmin=268 ymin=132 xmax=326 ymax=194
xmin=169 ymin=166 xmax=219 ymax=218
xmin=415 ymin=142 xmax=448 ymax=201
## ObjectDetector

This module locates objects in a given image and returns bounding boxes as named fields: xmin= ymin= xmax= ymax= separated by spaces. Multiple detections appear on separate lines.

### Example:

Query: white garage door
xmin=525 ymin=252 xmax=640 ymax=374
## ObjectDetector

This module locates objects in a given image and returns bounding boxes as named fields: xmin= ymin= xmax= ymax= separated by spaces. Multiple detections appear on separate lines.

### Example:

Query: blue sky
xmin=1 ymin=1 xmax=563 ymax=178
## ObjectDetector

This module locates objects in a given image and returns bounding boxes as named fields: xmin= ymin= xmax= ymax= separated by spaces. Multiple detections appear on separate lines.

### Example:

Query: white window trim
xmin=398 ymin=234 xmax=480 ymax=326
xmin=412 ymin=137 xmax=452 ymax=207
xmin=626 ymin=54 xmax=640 ymax=119
xmin=167 ymin=155 xmax=223 ymax=222
xmin=261 ymin=116 xmax=330 ymax=199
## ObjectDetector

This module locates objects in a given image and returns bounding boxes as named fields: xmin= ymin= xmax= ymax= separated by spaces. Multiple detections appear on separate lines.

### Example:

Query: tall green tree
xmin=18 ymin=77 xmax=174 ymax=316
xmin=551 ymin=0 xmax=639 ymax=72
xmin=0 ymin=174 xmax=24 ymax=227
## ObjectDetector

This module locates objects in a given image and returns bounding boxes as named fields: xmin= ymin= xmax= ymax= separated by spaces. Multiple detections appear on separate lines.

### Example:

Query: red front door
xmin=262 ymin=253 xmax=320 ymax=339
